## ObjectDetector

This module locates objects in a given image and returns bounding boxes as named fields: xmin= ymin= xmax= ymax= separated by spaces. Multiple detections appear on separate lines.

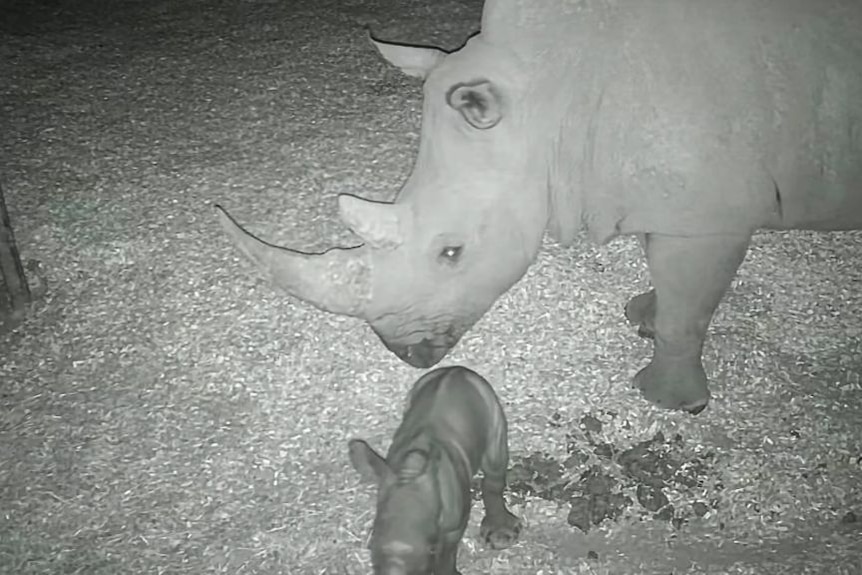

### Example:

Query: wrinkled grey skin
xmin=216 ymin=0 xmax=862 ymax=414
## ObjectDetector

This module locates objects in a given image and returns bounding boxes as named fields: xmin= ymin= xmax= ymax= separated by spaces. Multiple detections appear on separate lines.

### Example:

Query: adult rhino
xmin=216 ymin=0 xmax=862 ymax=414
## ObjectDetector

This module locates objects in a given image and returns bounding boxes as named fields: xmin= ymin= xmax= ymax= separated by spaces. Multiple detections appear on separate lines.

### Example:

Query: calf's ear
xmin=348 ymin=439 xmax=390 ymax=484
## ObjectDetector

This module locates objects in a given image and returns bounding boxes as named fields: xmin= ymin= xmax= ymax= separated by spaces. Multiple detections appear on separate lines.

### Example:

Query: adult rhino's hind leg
xmin=625 ymin=290 xmax=657 ymax=339
xmin=635 ymin=233 xmax=751 ymax=414
xmin=625 ymin=234 xmax=656 ymax=338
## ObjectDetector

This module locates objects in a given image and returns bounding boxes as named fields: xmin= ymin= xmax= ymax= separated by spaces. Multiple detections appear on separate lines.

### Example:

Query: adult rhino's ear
xmin=369 ymin=34 xmax=446 ymax=79
xmin=348 ymin=439 xmax=391 ymax=485
xmin=338 ymin=194 xmax=406 ymax=250
xmin=447 ymin=80 xmax=502 ymax=130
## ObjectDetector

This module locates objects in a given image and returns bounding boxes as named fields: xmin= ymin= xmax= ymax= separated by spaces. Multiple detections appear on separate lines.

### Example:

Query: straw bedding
xmin=1 ymin=1 xmax=859 ymax=573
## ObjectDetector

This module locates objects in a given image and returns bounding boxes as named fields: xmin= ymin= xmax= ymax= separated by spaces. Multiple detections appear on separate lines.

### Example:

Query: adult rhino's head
xmin=217 ymin=31 xmax=556 ymax=368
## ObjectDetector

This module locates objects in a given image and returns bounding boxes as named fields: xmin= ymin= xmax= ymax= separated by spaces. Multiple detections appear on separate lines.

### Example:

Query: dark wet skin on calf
xmin=348 ymin=366 xmax=522 ymax=575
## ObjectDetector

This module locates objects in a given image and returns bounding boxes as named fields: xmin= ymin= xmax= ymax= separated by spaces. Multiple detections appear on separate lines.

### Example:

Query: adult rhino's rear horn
xmin=214 ymin=205 xmax=372 ymax=318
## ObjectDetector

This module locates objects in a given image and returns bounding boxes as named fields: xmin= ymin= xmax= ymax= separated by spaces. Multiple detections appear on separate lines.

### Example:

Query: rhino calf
xmin=348 ymin=366 xmax=521 ymax=574
xmin=217 ymin=0 xmax=862 ymax=413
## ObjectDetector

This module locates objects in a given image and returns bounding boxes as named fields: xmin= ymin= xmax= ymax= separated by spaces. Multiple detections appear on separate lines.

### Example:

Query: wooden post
xmin=0 ymin=180 xmax=31 ymax=312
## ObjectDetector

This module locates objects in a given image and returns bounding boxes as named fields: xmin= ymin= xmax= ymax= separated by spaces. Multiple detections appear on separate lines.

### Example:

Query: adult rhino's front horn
xmin=214 ymin=204 xmax=373 ymax=319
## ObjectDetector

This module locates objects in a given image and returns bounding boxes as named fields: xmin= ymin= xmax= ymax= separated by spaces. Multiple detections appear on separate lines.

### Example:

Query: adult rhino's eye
xmin=438 ymin=245 xmax=463 ymax=264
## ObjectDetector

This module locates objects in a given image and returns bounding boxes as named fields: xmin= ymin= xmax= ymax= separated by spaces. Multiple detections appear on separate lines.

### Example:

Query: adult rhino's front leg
xmin=627 ymin=233 xmax=751 ymax=414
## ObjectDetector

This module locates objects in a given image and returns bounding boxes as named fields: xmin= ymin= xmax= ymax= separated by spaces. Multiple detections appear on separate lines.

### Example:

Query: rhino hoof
xmin=636 ymin=326 xmax=655 ymax=340
xmin=634 ymin=357 xmax=710 ymax=414
xmin=682 ymin=401 xmax=708 ymax=416
xmin=480 ymin=511 xmax=522 ymax=550
xmin=625 ymin=290 xmax=656 ymax=338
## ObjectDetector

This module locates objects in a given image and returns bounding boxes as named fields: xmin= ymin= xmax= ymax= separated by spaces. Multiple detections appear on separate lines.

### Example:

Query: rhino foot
xmin=625 ymin=290 xmax=656 ymax=340
xmin=633 ymin=354 xmax=710 ymax=414
xmin=479 ymin=509 xmax=522 ymax=550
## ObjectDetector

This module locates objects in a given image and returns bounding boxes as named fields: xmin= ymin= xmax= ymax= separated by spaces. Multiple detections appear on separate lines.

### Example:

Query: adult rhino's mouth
xmin=372 ymin=329 xmax=460 ymax=369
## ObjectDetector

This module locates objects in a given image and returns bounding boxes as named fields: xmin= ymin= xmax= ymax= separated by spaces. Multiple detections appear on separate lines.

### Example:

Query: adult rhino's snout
xmin=374 ymin=332 xmax=453 ymax=369
xmin=216 ymin=203 xmax=466 ymax=369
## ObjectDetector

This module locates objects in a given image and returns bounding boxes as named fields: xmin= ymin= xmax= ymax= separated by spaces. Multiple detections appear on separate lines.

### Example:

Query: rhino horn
xmin=368 ymin=32 xmax=446 ymax=79
xmin=215 ymin=205 xmax=371 ymax=318
xmin=338 ymin=194 xmax=407 ymax=250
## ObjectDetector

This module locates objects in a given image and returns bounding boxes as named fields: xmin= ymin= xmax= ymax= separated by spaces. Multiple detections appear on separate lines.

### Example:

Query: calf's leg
xmin=478 ymin=417 xmax=522 ymax=549
xmin=433 ymin=535 xmax=462 ymax=575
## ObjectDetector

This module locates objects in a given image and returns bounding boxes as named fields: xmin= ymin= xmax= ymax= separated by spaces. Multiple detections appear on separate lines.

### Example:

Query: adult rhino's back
xmin=523 ymin=0 xmax=862 ymax=241
xmin=698 ymin=0 xmax=862 ymax=231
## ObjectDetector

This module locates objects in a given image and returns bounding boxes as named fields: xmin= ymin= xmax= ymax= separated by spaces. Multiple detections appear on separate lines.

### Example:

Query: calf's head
xmin=348 ymin=439 xmax=442 ymax=574
xmin=216 ymin=34 xmax=547 ymax=368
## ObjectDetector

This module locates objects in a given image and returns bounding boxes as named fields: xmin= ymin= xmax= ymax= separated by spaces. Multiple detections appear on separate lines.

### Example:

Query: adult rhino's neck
xmin=527 ymin=52 xmax=609 ymax=247
xmin=483 ymin=0 xmax=618 ymax=59
xmin=480 ymin=0 xmax=621 ymax=248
